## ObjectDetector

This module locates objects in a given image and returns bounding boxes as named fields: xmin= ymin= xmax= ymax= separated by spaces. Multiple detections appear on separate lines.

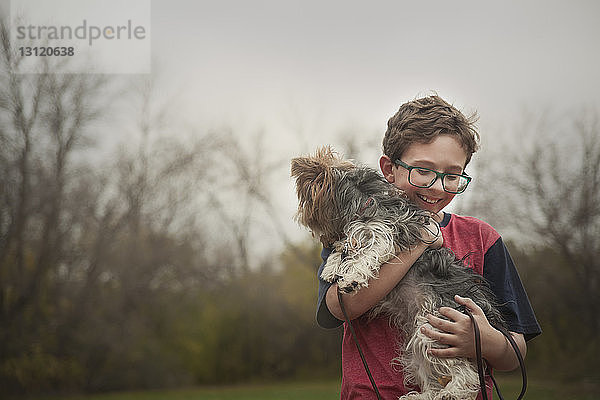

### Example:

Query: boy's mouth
xmin=416 ymin=194 xmax=440 ymax=205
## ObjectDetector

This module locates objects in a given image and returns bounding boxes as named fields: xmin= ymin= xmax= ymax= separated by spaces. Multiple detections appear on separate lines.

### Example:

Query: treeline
xmin=508 ymin=244 xmax=599 ymax=381
xmin=2 ymin=17 xmax=599 ymax=395
xmin=458 ymin=109 xmax=600 ymax=382
xmin=0 ymin=19 xmax=341 ymax=393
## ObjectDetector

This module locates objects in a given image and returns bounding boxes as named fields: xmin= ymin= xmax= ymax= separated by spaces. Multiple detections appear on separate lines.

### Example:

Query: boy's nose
xmin=430 ymin=177 xmax=445 ymax=193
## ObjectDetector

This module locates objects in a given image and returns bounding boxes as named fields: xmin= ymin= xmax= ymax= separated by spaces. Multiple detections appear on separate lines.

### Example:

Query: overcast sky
xmin=152 ymin=0 xmax=600 ymax=151
xmin=4 ymin=0 xmax=600 ymax=251
xmin=147 ymin=0 xmax=600 ymax=248
xmin=6 ymin=0 xmax=599 ymax=154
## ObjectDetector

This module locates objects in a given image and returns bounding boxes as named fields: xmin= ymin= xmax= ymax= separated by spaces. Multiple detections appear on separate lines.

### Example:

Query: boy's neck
xmin=433 ymin=211 xmax=445 ymax=223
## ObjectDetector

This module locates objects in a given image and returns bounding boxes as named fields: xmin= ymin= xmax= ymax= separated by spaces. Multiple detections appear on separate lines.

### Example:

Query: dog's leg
xmin=320 ymin=250 xmax=343 ymax=283
xmin=433 ymin=361 xmax=480 ymax=400
xmin=399 ymin=308 xmax=481 ymax=400
xmin=320 ymin=246 xmax=370 ymax=293
xmin=398 ymin=391 xmax=434 ymax=400
xmin=397 ymin=311 xmax=440 ymax=400
xmin=323 ymin=219 xmax=396 ymax=292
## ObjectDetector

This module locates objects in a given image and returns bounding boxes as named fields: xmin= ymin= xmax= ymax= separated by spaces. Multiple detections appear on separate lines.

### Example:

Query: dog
xmin=291 ymin=146 xmax=505 ymax=400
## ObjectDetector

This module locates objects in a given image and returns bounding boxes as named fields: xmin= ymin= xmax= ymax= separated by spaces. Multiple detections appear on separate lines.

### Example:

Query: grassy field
xmin=16 ymin=375 xmax=599 ymax=400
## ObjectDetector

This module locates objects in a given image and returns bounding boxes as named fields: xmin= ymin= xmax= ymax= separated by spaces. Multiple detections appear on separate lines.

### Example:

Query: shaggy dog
xmin=291 ymin=147 xmax=505 ymax=400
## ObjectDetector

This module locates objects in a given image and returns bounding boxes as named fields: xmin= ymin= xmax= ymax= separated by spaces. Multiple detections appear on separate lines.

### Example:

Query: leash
xmin=337 ymin=242 xmax=383 ymax=400
xmin=490 ymin=324 xmax=528 ymax=400
xmin=461 ymin=307 xmax=527 ymax=400
xmin=465 ymin=306 xmax=488 ymax=399
xmin=337 ymin=288 xmax=527 ymax=400
xmin=338 ymin=289 xmax=384 ymax=400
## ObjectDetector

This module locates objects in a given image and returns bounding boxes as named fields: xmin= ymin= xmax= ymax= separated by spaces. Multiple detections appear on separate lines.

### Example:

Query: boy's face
xmin=380 ymin=135 xmax=469 ymax=216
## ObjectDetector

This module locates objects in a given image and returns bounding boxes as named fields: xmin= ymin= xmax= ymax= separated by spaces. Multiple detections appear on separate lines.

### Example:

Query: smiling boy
xmin=316 ymin=95 xmax=541 ymax=399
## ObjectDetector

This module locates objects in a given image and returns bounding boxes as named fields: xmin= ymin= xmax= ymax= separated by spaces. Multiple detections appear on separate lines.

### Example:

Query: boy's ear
xmin=379 ymin=155 xmax=395 ymax=183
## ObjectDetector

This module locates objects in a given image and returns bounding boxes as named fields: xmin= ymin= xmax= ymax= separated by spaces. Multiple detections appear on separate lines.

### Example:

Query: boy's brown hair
xmin=382 ymin=95 xmax=480 ymax=167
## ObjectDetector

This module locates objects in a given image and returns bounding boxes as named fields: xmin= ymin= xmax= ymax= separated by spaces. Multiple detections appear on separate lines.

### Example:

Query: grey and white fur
xmin=291 ymin=147 xmax=504 ymax=400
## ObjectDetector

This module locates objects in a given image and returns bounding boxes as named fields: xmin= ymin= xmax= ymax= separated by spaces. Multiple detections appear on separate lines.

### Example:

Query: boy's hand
xmin=421 ymin=295 xmax=493 ymax=360
xmin=421 ymin=219 xmax=443 ymax=249
xmin=422 ymin=296 xmax=527 ymax=371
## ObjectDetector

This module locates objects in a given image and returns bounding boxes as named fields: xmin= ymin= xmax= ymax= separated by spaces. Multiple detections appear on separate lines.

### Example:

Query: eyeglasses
xmin=394 ymin=160 xmax=471 ymax=194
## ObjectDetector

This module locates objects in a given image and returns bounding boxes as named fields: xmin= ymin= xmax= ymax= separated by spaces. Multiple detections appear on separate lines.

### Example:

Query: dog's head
xmin=290 ymin=146 xmax=355 ymax=244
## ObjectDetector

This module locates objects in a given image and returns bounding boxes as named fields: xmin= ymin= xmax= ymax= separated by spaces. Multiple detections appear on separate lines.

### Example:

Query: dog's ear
xmin=290 ymin=146 xmax=354 ymax=234
xmin=290 ymin=153 xmax=334 ymax=232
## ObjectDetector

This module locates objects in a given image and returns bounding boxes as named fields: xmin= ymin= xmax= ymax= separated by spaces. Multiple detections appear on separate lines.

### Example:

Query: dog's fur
xmin=291 ymin=147 xmax=505 ymax=400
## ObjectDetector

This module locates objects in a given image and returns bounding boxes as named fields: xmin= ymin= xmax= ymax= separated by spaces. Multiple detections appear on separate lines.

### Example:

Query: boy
xmin=316 ymin=95 xmax=541 ymax=399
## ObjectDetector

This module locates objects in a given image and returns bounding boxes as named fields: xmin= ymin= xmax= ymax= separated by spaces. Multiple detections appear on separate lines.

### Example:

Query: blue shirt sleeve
xmin=483 ymin=238 xmax=542 ymax=341
xmin=316 ymin=247 xmax=343 ymax=329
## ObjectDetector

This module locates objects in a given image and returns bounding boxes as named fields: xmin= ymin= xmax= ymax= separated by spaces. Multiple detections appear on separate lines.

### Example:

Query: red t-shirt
xmin=317 ymin=213 xmax=536 ymax=399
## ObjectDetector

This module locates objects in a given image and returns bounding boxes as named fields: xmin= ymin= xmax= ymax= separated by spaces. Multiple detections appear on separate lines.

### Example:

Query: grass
xmin=15 ymin=375 xmax=599 ymax=400
xmin=15 ymin=381 xmax=339 ymax=400
xmin=492 ymin=373 xmax=598 ymax=400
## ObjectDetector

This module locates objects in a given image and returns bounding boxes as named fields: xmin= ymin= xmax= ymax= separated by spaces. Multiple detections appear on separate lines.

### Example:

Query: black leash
xmin=463 ymin=308 xmax=527 ymax=400
xmin=338 ymin=289 xmax=527 ymax=400
xmin=337 ymin=289 xmax=383 ymax=400
xmin=464 ymin=307 xmax=488 ymax=399
xmin=490 ymin=324 xmax=528 ymax=400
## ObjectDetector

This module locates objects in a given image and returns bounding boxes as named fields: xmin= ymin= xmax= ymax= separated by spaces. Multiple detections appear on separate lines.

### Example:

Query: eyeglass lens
xmin=409 ymin=169 xmax=467 ymax=193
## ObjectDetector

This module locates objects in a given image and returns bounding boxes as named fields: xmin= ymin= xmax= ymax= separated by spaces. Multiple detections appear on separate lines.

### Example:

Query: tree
xmin=0 ymin=12 xmax=347 ymax=392
xmin=0 ymin=16 xmax=110 ymax=389
xmin=456 ymin=108 xmax=600 ymax=378
xmin=0 ymin=15 xmax=218 ymax=391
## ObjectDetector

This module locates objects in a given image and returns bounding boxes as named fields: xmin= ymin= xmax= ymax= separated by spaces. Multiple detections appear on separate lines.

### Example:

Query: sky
xmin=7 ymin=0 xmax=599 ymax=156
xmin=151 ymin=0 xmax=600 ymax=148
xmin=4 ymin=0 xmax=600 ymax=253
xmin=147 ymin=0 xmax=600 ymax=247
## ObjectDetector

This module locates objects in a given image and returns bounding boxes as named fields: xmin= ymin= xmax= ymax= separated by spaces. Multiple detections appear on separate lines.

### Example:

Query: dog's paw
xmin=398 ymin=391 xmax=429 ymax=400
xmin=320 ymin=252 xmax=343 ymax=282
xmin=336 ymin=277 xmax=361 ymax=293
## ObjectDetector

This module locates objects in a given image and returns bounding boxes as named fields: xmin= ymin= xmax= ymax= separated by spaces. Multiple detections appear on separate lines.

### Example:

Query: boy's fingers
xmin=428 ymin=347 xmax=460 ymax=358
xmin=421 ymin=325 xmax=455 ymax=346
xmin=438 ymin=307 xmax=471 ymax=323
xmin=454 ymin=295 xmax=483 ymax=316
xmin=421 ymin=218 xmax=443 ymax=249
xmin=426 ymin=313 xmax=457 ymax=332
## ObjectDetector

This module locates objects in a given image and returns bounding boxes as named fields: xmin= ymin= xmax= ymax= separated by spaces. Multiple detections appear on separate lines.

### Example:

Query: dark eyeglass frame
xmin=393 ymin=159 xmax=472 ymax=194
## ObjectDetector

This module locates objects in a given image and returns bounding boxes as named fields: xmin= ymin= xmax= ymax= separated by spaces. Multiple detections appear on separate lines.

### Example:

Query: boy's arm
xmin=325 ymin=222 xmax=442 ymax=321
xmin=484 ymin=330 xmax=526 ymax=371
xmin=325 ymin=243 xmax=428 ymax=321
